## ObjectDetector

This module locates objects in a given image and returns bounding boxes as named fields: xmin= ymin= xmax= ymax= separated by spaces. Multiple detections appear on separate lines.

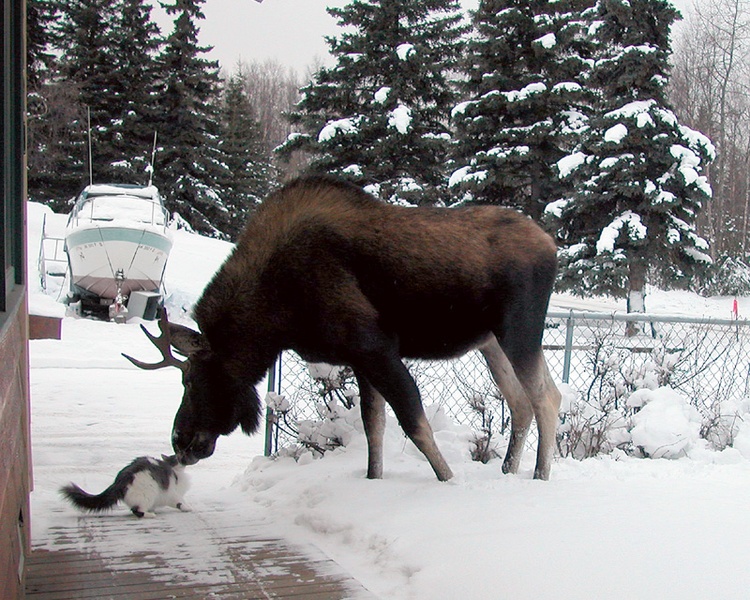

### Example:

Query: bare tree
xmin=232 ymin=59 xmax=306 ymax=177
xmin=670 ymin=0 xmax=750 ymax=260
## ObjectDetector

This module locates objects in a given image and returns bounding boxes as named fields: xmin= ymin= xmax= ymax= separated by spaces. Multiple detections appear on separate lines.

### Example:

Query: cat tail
xmin=60 ymin=481 xmax=127 ymax=512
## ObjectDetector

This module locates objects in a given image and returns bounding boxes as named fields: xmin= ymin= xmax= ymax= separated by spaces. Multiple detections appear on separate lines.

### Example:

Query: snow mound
xmin=629 ymin=387 xmax=702 ymax=459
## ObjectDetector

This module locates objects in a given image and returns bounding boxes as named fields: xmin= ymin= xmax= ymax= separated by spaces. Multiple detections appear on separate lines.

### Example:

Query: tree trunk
xmin=626 ymin=258 xmax=647 ymax=336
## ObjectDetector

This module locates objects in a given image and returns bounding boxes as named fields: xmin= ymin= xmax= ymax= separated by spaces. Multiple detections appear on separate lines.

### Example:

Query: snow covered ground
xmin=27 ymin=201 xmax=750 ymax=599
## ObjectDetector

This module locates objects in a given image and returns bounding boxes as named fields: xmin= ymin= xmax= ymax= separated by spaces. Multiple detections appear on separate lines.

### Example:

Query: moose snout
xmin=172 ymin=430 xmax=217 ymax=465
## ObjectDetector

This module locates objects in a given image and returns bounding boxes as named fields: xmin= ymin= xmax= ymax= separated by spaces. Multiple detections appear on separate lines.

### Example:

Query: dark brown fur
xmin=134 ymin=175 xmax=562 ymax=480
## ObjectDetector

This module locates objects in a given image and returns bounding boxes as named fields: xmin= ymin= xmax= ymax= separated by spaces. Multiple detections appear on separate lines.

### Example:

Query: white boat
xmin=65 ymin=183 xmax=173 ymax=319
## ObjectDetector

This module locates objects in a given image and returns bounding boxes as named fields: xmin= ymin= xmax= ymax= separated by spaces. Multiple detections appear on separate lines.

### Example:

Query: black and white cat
xmin=60 ymin=454 xmax=191 ymax=518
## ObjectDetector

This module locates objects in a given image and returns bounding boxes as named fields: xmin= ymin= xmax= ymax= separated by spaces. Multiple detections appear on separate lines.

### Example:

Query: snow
xmin=671 ymin=143 xmax=712 ymax=195
xmin=447 ymin=166 xmax=488 ymax=188
xmin=388 ymin=105 xmax=412 ymax=134
xmin=373 ymin=86 xmax=391 ymax=104
xmin=544 ymin=198 xmax=569 ymax=218
xmin=680 ymin=124 xmax=717 ymax=162
xmin=533 ymin=33 xmax=557 ymax=50
xmin=596 ymin=211 xmax=647 ymax=254
xmin=534 ymin=32 xmax=557 ymax=49
xmin=84 ymin=183 xmax=161 ymax=200
xmin=605 ymin=99 xmax=654 ymax=121
xmin=342 ymin=164 xmax=364 ymax=177
xmin=395 ymin=43 xmax=415 ymax=61
xmin=604 ymin=122 xmax=628 ymax=144
xmin=551 ymin=81 xmax=582 ymax=93
xmin=70 ymin=188 xmax=169 ymax=228
xmin=318 ymin=116 xmax=362 ymax=143
xmin=451 ymin=100 xmax=472 ymax=118
xmin=556 ymin=151 xmax=587 ymax=178
xmin=502 ymin=81 xmax=547 ymax=102
xmin=629 ymin=388 xmax=703 ymax=459
xmin=27 ymin=201 xmax=750 ymax=600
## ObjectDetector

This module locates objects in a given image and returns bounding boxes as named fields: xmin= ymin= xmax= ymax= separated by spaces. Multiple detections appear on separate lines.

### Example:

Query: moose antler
xmin=122 ymin=308 xmax=187 ymax=372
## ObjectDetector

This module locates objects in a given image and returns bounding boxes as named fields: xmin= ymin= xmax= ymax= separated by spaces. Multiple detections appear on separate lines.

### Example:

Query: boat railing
xmin=38 ymin=214 xmax=69 ymax=292
xmin=68 ymin=194 xmax=171 ymax=233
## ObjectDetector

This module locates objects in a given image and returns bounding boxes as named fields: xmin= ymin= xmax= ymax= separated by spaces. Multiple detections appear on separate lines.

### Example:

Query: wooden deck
xmin=25 ymin=506 xmax=375 ymax=599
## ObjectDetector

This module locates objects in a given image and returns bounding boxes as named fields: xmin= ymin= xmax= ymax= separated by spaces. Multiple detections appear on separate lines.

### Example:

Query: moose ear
xmin=168 ymin=323 xmax=209 ymax=356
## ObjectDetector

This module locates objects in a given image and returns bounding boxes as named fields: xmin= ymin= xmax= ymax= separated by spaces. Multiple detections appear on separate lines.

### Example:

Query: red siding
xmin=28 ymin=315 xmax=61 ymax=340
xmin=0 ymin=297 xmax=31 ymax=599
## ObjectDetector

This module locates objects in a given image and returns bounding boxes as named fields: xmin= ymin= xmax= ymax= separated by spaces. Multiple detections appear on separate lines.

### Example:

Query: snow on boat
xmin=65 ymin=183 xmax=173 ymax=319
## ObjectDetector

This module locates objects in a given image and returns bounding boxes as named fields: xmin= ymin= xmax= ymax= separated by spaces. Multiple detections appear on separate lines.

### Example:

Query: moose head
xmin=123 ymin=309 xmax=261 ymax=465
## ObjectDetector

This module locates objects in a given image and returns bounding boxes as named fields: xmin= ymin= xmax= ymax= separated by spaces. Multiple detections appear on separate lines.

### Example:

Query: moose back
xmin=125 ymin=175 xmax=562 ymax=481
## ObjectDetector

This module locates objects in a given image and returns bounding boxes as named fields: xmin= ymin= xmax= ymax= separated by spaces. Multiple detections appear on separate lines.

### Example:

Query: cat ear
xmin=161 ymin=454 xmax=170 ymax=461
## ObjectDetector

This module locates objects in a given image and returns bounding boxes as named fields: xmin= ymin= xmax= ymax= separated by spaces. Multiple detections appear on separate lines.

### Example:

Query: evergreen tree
xmin=57 ymin=0 xmax=139 ymax=184
xmin=215 ymin=74 xmax=275 ymax=239
xmin=155 ymin=0 xmax=231 ymax=238
xmin=27 ymin=0 xmax=58 ymax=91
xmin=109 ymin=0 xmax=163 ymax=183
xmin=38 ymin=0 xmax=118 ymax=198
xmin=26 ymin=0 xmax=82 ymax=207
xmin=450 ymin=0 xmax=596 ymax=219
xmin=278 ymin=0 xmax=467 ymax=205
xmin=550 ymin=0 xmax=715 ymax=310
xmin=28 ymin=0 xmax=163 ymax=203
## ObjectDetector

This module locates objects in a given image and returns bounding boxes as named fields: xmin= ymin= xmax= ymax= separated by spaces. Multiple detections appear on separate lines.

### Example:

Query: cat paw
xmin=142 ymin=511 xmax=156 ymax=519
xmin=176 ymin=502 xmax=192 ymax=512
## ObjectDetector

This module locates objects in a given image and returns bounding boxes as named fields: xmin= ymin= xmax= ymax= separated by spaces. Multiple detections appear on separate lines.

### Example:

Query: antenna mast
xmin=148 ymin=131 xmax=158 ymax=187
xmin=87 ymin=106 xmax=93 ymax=186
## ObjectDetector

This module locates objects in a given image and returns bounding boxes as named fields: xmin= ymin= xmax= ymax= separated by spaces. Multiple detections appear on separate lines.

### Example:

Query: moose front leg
xmin=355 ymin=373 xmax=386 ymax=479
xmin=355 ymin=354 xmax=453 ymax=482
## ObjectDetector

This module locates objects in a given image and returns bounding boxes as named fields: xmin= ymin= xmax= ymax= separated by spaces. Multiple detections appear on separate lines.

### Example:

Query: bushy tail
xmin=60 ymin=481 xmax=126 ymax=512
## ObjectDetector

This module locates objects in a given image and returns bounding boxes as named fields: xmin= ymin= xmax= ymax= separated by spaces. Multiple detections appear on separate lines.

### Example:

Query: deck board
xmin=25 ymin=507 xmax=375 ymax=599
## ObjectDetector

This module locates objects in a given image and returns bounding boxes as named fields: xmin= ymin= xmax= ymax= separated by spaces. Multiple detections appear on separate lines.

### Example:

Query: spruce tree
xmin=450 ymin=0 xmax=596 ymax=219
xmin=29 ymin=0 xmax=164 ymax=202
xmin=26 ymin=0 xmax=79 ymax=206
xmin=155 ymin=0 xmax=231 ymax=238
xmin=216 ymin=74 xmax=275 ymax=240
xmin=109 ymin=0 xmax=163 ymax=183
xmin=43 ymin=0 xmax=118 ymax=196
xmin=278 ymin=0 xmax=467 ymax=205
xmin=27 ymin=0 xmax=58 ymax=91
xmin=550 ymin=0 xmax=714 ymax=310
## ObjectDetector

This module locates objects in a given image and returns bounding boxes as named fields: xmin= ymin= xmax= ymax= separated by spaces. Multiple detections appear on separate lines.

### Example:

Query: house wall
xmin=2 ymin=0 xmax=31 ymax=597
xmin=0 ymin=298 xmax=31 ymax=599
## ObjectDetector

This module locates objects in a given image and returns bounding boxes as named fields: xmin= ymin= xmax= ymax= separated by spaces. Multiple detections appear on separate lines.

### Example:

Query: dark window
xmin=2 ymin=0 xmax=27 ymax=315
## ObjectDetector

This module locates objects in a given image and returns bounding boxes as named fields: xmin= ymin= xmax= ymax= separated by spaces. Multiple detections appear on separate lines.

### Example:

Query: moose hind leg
xmin=479 ymin=338 xmax=534 ymax=475
xmin=527 ymin=354 xmax=562 ymax=480
xmin=356 ymin=354 xmax=453 ymax=482
xmin=511 ymin=351 xmax=561 ymax=481
xmin=355 ymin=372 xmax=386 ymax=479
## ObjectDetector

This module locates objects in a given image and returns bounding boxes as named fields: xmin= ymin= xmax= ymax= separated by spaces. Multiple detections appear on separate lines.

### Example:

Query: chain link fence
xmin=263 ymin=310 xmax=750 ymax=458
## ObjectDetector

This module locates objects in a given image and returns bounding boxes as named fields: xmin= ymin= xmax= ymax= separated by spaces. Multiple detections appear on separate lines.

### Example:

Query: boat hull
xmin=65 ymin=225 xmax=173 ymax=300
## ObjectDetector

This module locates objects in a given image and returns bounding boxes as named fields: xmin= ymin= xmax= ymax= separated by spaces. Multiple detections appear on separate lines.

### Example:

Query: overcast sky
xmin=153 ymin=0 xmax=693 ymax=76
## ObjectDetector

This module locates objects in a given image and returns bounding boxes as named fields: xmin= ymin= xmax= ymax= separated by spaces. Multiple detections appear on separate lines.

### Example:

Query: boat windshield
xmin=68 ymin=185 xmax=170 ymax=229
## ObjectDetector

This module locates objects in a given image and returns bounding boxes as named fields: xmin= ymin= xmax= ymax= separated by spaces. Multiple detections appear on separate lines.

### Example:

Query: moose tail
xmin=60 ymin=481 xmax=126 ymax=512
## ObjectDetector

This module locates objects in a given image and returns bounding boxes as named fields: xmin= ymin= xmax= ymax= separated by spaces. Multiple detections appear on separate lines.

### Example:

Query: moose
xmin=124 ymin=175 xmax=562 ymax=481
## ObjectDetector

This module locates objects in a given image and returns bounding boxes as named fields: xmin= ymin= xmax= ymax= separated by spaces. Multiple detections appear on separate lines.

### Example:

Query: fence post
xmin=562 ymin=311 xmax=575 ymax=384
xmin=263 ymin=356 xmax=279 ymax=457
